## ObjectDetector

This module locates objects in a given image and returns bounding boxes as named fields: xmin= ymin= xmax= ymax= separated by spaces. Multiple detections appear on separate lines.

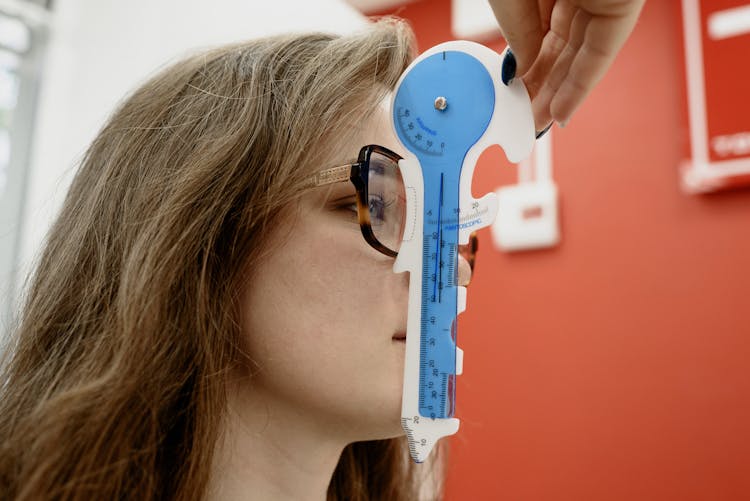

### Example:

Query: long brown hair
xmin=0 ymin=18 xmax=444 ymax=500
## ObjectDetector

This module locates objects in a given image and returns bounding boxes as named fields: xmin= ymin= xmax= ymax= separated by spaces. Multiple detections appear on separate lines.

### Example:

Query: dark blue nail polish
xmin=501 ymin=49 xmax=516 ymax=86
xmin=535 ymin=122 xmax=553 ymax=139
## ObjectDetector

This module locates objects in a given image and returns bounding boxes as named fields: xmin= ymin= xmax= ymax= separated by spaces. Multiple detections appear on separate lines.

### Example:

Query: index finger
xmin=487 ymin=0 xmax=547 ymax=74
xmin=550 ymin=6 xmax=643 ymax=123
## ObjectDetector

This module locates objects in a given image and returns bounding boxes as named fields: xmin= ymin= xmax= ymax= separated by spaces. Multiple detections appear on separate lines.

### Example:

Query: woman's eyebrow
xmin=310 ymin=177 xmax=355 ymax=208
xmin=328 ymin=190 xmax=357 ymax=201
xmin=324 ymin=181 xmax=356 ymax=200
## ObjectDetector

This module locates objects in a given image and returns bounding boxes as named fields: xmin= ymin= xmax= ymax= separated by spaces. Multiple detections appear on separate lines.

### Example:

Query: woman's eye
xmin=368 ymin=195 xmax=394 ymax=224
xmin=369 ymin=197 xmax=384 ymax=217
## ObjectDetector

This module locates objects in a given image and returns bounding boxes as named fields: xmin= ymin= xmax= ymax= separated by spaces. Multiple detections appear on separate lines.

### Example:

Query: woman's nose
xmin=457 ymin=254 xmax=473 ymax=287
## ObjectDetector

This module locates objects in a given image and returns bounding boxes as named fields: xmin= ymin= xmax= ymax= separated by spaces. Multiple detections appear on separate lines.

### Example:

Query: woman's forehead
xmin=313 ymin=104 xmax=397 ymax=169
xmin=345 ymin=100 xmax=403 ymax=159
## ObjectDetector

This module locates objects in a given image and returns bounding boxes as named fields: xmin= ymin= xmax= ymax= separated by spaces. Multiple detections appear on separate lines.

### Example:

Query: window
xmin=0 ymin=2 xmax=49 ymax=335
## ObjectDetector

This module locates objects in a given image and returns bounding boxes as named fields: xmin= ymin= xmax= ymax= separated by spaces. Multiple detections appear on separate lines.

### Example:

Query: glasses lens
xmin=367 ymin=150 xmax=406 ymax=254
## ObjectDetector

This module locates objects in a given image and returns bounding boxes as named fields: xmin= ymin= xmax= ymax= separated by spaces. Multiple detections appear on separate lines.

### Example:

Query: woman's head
xmin=239 ymin=98 xmax=411 ymax=442
xmin=0 ymin=19 xmax=438 ymax=500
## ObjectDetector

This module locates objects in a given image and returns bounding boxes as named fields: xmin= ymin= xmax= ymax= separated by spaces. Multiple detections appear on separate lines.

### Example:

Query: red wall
xmin=370 ymin=1 xmax=750 ymax=499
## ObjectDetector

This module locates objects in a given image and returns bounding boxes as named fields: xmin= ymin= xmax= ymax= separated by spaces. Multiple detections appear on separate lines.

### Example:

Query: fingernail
xmin=535 ymin=122 xmax=553 ymax=139
xmin=501 ymin=49 xmax=516 ymax=86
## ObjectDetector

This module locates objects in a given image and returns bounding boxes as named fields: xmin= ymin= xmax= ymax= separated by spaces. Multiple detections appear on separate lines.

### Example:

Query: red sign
xmin=681 ymin=0 xmax=750 ymax=192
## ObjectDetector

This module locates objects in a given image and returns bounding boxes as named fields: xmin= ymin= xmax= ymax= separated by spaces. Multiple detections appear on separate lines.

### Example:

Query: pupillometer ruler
xmin=391 ymin=41 xmax=535 ymax=463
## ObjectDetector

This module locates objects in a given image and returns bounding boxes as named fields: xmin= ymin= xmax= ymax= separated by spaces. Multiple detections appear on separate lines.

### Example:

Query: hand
xmin=488 ymin=0 xmax=645 ymax=132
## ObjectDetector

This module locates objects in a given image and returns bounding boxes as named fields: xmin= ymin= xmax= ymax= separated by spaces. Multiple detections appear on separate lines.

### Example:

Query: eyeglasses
xmin=308 ymin=145 xmax=478 ymax=276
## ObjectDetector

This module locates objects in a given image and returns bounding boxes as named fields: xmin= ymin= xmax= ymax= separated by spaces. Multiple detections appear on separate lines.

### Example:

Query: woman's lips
xmin=392 ymin=332 xmax=406 ymax=341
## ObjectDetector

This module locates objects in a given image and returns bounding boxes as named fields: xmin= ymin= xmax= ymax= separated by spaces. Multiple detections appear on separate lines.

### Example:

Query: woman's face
xmin=239 ymin=102 xmax=469 ymax=442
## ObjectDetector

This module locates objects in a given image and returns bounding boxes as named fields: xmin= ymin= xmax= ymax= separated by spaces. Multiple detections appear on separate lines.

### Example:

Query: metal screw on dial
xmin=434 ymin=96 xmax=447 ymax=111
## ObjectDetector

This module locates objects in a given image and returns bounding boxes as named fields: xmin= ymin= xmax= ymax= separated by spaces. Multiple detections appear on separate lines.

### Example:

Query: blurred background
xmin=1 ymin=0 xmax=748 ymax=499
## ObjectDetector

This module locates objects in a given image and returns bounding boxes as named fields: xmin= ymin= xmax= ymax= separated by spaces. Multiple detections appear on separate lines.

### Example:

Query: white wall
xmin=12 ymin=0 xmax=367 ymax=311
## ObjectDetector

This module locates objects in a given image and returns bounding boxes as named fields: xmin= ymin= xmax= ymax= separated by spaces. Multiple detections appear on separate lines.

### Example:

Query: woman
xmin=0 ymin=18 xmax=467 ymax=501
xmin=1 ymin=0 xmax=648 ymax=495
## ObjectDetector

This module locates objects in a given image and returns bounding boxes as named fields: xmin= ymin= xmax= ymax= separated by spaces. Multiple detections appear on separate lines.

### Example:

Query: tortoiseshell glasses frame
xmin=306 ymin=144 xmax=478 ymax=277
